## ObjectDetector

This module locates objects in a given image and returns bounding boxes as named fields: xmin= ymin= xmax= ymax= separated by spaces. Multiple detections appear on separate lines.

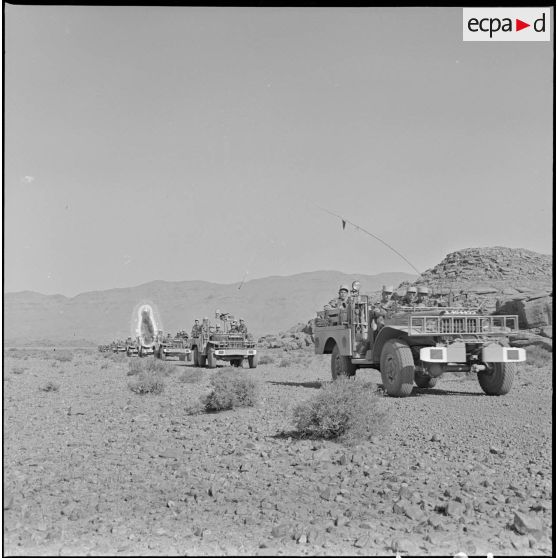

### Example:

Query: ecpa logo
xmin=463 ymin=8 xmax=550 ymax=41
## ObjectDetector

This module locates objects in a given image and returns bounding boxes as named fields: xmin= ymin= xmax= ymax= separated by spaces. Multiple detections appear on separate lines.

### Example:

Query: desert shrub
xmin=128 ymin=372 xmax=165 ymax=395
xmin=51 ymin=350 xmax=73 ymax=362
xmin=40 ymin=381 xmax=60 ymax=392
xmin=100 ymin=362 xmax=109 ymax=369
xmin=278 ymin=358 xmax=291 ymax=368
xmin=179 ymin=369 xmax=204 ymax=383
xmin=201 ymin=371 xmax=258 ymax=412
xmin=525 ymin=344 xmax=552 ymax=368
xmin=258 ymin=354 xmax=275 ymax=365
xmin=127 ymin=358 xmax=175 ymax=377
xmin=12 ymin=366 xmax=26 ymax=375
xmin=292 ymin=378 xmax=389 ymax=444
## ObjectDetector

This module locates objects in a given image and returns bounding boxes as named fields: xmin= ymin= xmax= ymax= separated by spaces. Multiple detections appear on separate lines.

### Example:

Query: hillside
xmin=4 ymin=271 xmax=415 ymax=344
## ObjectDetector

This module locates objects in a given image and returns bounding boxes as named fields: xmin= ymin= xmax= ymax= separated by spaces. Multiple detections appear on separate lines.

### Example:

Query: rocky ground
xmin=3 ymin=346 xmax=553 ymax=556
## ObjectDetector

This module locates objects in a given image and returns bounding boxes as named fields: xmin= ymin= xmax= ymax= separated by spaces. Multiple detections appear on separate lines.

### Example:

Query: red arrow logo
xmin=516 ymin=19 xmax=530 ymax=31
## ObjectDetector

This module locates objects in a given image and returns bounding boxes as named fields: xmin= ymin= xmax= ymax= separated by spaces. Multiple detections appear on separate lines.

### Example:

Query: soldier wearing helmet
xmin=371 ymin=285 xmax=397 ymax=333
xmin=324 ymin=284 xmax=350 ymax=311
xmin=191 ymin=319 xmax=201 ymax=336
xmin=416 ymin=286 xmax=431 ymax=307
xmin=401 ymin=286 xmax=418 ymax=306
xmin=237 ymin=318 xmax=248 ymax=334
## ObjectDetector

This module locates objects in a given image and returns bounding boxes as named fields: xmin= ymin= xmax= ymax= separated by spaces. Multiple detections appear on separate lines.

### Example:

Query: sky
xmin=4 ymin=6 xmax=554 ymax=296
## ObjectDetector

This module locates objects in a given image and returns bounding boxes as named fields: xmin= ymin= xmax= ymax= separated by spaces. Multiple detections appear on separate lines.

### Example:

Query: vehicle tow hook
xmin=470 ymin=364 xmax=486 ymax=373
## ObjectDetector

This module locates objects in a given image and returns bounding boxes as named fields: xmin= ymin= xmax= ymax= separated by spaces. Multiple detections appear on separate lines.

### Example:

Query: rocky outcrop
xmin=404 ymin=247 xmax=552 ymax=331
xmin=259 ymin=322 xmax=314 ymax=350
xmin=495 ymin=295 xmax=553 ymax=329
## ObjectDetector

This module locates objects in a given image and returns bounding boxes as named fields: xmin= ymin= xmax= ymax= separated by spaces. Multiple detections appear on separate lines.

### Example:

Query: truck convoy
xmin=313 ymin=281 xmax=526 ymax=397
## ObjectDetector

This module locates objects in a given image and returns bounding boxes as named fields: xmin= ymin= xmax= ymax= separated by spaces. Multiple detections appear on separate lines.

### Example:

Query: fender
xmin=371 ymin=326 xmax=408 ymax=363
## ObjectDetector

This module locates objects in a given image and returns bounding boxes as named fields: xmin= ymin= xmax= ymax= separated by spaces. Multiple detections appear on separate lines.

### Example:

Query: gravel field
xmin=3 ymin=347 xmax=553 ymax=556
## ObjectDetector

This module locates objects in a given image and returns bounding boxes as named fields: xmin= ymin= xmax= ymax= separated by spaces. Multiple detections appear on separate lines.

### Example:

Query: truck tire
xmin=198 ymin=353 xmax=207 ymax=368
xmin=160 ymin=349 xmax=166 ymax=361
xmin=331 ymin=344 xmax=356 ymax=380
xmin=478 ymin=362 xmax=516 ymax=395
xmin=414 ymin=371 xmax=438 ymax=389
xmin=207 ymin=350 xmax=216 ymax=369
xmin=248 ymin=354 xmax=258 ymax=369
xmin=380 ymin=339 xmax=414 ymax=397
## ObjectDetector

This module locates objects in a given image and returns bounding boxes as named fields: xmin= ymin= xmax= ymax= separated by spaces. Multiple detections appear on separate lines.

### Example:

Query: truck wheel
xmin=160 ymin=349 xmax=166 ymax=361
xmin=207 ymin=350 xmax=216 ymax=369
xmin=248 ymin=354 xmax=258 ymax=369
xmin=198 ymin=353 xmax=207 ymax=368
xmin=380 ymin=339 xmax=414 ymax=397
xmin=331 ymin=344 xmax=356 ymax=380
xmin=193 ymin=348 xmax=199 ymax=366
xmin=414 ymin=371 xmax=438 ymax=389
xmin=478 ymin=362 xmax=516 ymax=395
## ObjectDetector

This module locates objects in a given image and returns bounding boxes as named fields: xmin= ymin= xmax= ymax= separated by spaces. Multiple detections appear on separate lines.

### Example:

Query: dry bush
xmin=12 ymin=366 xmax=27 ymax=375
xmin=202 ymin=370 xmax=258 ymax=412
xmin=51 ymin=350 xmax=73 ymax=362
xmin=179 ymin=369 xmax=204 ymax=383
xmin=525 ymin=344 xmax=552 ymax=368
xmin=40 ymin=380 xmax=60 ymax=392
xmin=278 ymin=358 xmax=291 ymax=368
xmin=292 ymin=378 xmax=389 ymax=444
xmin=127 ymin=358 xmax=175 ymax=377
xmin=258 ymin=354 xmax=275 ymax=365
xmin=100 ymin=362 xmax=109 ymax=369
xmin=127 ymin=372 xmax=165 ymax=395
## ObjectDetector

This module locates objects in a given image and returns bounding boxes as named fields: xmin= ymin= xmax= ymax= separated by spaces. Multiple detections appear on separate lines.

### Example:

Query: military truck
xmin=313 ymin=281 xmax=526 ymax=397
xmin=190 ymin=312 xmax=258 ymax=369
xmin=154 ymin=331 xmax=192 ymax=361
xmin=113 ymin=339 xmax=127 ymax=354
xmin=125 ymin=337 xmax=139 ymax=357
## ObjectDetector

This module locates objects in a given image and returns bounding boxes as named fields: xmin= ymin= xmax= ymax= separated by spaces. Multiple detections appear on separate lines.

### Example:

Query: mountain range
xmin=4 ymin=271 xmax=415 ymax=344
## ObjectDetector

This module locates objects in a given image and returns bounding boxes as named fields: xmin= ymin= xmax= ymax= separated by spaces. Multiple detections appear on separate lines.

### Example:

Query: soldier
xmin=324 ymin=284 xmax=350 ymax=311
xmin=191 ymin=320 xmax=201 ymax=336
xmin=201 ymin=317 xmax=210 ymax=333
xmin=238 ymin=318 xmax=248 ymax=334
xmin=400 ymin=286 xmax=417 ymax=306
xmin=229 ymin=320 xmax=239 ymax=333
xmin=371 ymin=285 xmax=396 ymax=333
xmin=416 ymin=286 xmax=431 ymax=307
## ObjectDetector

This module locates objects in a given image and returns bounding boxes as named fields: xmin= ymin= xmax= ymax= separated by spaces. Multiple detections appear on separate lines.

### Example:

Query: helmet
xmin=339 ymin=284 xmax=350 ymax=293
xmin=407 ymin=286 xmax=417 ymax=294
xmin=382 ymin=285 xmax=394 ymax=293
xmin=418 ymin=286 xmax=429 ymax=295
xmin=239 ymin=318 xmax=244 ymax=321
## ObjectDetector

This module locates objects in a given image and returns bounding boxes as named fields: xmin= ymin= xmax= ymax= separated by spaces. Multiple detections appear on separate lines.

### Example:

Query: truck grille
xmin=409 ymin=315 xmax=518 ymax=335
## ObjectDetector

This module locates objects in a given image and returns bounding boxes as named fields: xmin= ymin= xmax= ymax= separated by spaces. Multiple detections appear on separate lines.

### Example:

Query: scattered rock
xmin=513 ymin=512 xmax=544 ymax=538
xmin=271 ymin=523 xmax=290 ymax=538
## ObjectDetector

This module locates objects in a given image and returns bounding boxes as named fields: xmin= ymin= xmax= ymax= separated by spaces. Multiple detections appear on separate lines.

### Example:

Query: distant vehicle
xmin=190 ymin=312 xmax=257 ymax=369
xmin=154 ymin=331 xmax=192 ymax=362
xmin=125 ymin=337 xmax=139 ymax=357
xmin=313 ymin=281 xmax=525 ymax=397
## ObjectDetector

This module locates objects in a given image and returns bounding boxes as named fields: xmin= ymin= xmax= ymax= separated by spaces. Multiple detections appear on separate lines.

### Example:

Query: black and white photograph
xmin=3 ymin=5 xmax=554 ymax=556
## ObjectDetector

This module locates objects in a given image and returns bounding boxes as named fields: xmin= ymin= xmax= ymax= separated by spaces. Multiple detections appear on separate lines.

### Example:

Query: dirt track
xmin=3 ymin=348 xmax=553 ymax=556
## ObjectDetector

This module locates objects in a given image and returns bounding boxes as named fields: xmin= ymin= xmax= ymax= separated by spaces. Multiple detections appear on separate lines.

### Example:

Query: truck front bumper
xmin=214 ymin=349 xmax=257 ymax=357
xmin=420 ymin=344 xmax=526 ymax=363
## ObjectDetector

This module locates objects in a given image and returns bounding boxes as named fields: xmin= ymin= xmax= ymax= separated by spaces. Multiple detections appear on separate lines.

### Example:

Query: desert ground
xmin=3 ymin=345 xmax=553 ymax=556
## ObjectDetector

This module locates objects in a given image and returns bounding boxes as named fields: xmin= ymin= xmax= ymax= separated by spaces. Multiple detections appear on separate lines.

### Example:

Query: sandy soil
xmin=3 ymin=347 xmax=553 ymax=556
